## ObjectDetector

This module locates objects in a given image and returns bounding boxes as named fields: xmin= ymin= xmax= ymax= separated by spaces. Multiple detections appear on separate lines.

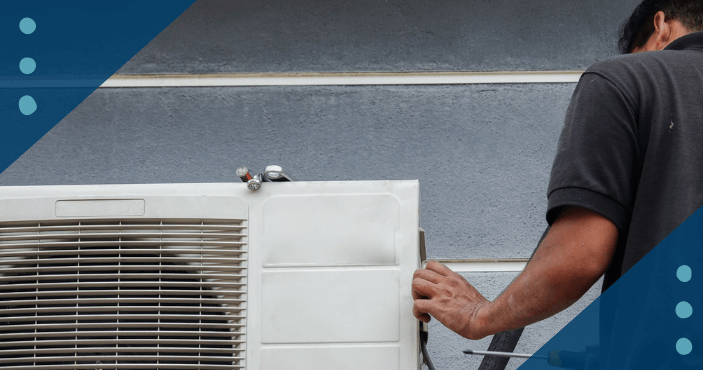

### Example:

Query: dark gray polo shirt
xmin=547 ymin=32 xmax=703 ymax=291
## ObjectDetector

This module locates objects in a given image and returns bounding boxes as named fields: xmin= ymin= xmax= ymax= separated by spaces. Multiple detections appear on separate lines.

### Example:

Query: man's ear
xmin=652 ymin=11 xmax=672 ymax=50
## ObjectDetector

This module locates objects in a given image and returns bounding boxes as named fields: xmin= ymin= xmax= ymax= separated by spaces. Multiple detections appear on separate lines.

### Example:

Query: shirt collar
xmin=665 ymin=31 xmax=703 ymax=51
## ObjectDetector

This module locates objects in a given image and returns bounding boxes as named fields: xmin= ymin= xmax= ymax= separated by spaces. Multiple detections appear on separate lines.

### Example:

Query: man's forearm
xmin=474 ymin=207 xmax=618 ymax=338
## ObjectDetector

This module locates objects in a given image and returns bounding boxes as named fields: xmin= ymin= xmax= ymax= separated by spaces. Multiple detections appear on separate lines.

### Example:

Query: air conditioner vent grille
xmin=0 ymin=219 xmax=247 ymax=370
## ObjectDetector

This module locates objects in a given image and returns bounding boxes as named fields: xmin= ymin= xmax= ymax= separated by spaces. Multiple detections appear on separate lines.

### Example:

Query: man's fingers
xmin=413 ymin=297 xmax=434 ymax=323
xmin=413 ymin=268 xmax=443 ymax=284
xmin=412 ymin=276 xmax=437 ymax=299
xmin=411 ymin=285 xmax=424 ymax=301
xmin=425 ymin=260 xmax=455 ymax=276
xmin=411 ymin=277 xmax=434 ymax=322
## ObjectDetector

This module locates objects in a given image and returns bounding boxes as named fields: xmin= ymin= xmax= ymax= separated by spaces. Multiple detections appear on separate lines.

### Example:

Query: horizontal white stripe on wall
xmin=101 ymin=71 xmax=583 ymax=88
xmin=427 ymin=259 xmax=529 ymax=273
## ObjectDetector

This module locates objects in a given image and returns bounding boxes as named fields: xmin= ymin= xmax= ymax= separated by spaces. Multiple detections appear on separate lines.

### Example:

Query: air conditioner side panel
xmin=246 ymin=180 xmax=420 ymax=370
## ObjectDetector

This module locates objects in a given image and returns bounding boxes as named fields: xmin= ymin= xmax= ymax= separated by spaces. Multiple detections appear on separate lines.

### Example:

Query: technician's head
xmin=619 ymin=0 xmax=703 ymax=53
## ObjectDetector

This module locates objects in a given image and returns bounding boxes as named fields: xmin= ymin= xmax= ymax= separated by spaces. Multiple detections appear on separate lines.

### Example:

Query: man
xmin=412 ymin=0 xmax=703 ymax=357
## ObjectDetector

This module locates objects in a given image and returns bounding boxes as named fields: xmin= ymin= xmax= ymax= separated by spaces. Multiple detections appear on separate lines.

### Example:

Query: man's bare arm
xmin=412 ymin=207 xmax=618 ymax=340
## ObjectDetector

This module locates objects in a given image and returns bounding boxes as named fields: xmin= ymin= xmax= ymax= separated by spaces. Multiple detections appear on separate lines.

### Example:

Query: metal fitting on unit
xmin=264 ymin=165 xmax=292 ymax=181
xmin=247 ymin=175 xmax=262 ymax=191
xmin=236 ymin=166 xmax=253 ymax=183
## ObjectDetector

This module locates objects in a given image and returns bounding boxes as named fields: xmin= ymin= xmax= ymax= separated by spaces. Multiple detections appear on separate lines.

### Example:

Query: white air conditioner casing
xmin=0 ymin=180 xmax=420 ymax=370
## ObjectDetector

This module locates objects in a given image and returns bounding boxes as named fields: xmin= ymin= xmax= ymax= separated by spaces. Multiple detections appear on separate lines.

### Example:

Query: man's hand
xmin=412 ymin=260 xmax=492 ymax=340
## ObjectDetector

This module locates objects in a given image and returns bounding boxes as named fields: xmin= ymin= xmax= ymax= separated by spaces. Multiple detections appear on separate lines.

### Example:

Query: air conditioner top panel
xmin=0 ymin=180 xmax=418 ymax=222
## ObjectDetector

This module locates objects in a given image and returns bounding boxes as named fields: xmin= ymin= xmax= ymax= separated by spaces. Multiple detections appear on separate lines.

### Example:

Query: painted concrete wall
xmin=0 ymin=0 xmax=641 ymax=369
xmin=1 ymin=85 xmax=570 ymax=259
xmin=118 ymin=0 xmax=638 ymax=73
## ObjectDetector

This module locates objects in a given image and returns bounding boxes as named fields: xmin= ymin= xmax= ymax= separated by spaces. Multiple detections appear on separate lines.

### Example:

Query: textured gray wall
xmin=118 ymin=0 xmax=639 ymax=73
xmin=0 ymin=0 xmax=640 ymax=369
xmin=0 ymin=84 xmax=570 ymax=259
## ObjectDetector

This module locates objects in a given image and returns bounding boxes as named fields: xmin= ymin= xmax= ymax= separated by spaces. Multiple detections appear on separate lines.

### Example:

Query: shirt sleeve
xmin=546 ymin=72 xmax=640 ymax=234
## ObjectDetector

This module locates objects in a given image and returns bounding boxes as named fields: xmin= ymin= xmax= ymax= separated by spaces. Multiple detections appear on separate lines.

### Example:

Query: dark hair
xmin=618 ymin=0 xmax=703 ymax=54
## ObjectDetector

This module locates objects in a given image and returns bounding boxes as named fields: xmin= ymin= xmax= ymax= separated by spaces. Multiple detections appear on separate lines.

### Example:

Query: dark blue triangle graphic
xmin=1 ymin=0 xmax=196 ymax=175
xmin=516 ymin=206 xmax=703 ymax=369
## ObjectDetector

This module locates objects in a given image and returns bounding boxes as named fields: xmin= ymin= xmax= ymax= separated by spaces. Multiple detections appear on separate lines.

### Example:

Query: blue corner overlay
xmin=1 ymin=1 xmax=195 ymax=175
xmin=517 ymin=206 xmax=703 ymax=369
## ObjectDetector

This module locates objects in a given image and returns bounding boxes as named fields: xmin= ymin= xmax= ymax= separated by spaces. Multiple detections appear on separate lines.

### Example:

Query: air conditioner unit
xmin=0 ymin=180 xmax=420 ymax=370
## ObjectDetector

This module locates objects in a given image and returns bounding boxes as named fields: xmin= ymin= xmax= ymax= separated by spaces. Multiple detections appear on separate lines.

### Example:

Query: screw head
xmin=247 ymin=178 xmax=261 ymax=191
xmin=236 ymin=166 xmax=249 ymax=178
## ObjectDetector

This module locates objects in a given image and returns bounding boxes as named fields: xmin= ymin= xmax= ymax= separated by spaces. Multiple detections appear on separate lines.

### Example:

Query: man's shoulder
xmin=584 ymin=52 xmax=657 ymax=81
xmin=586 ymin=33 xmax=703 ymax=83
xmin=574 ymin=54 xmax=650 ymax=102
xmin=585 ymin=46 xmax=702 ymax=85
